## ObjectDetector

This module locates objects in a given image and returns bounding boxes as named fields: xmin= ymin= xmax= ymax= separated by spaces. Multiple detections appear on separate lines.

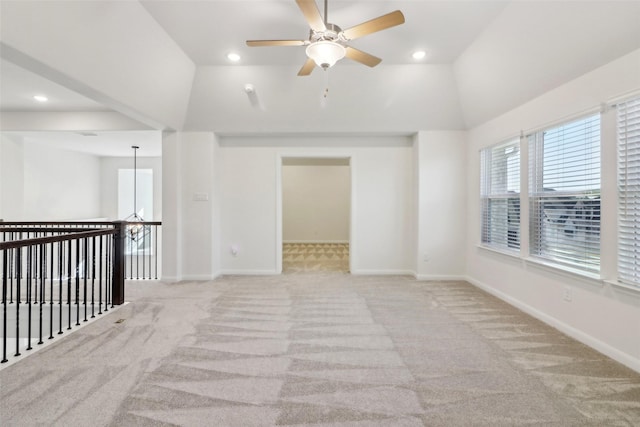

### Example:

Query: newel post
xmin=112 ymin=221 xmax=126 ymax=305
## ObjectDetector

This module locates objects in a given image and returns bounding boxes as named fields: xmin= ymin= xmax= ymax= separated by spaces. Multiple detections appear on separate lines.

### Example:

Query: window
xmin=118 ymin=169 xmax=154 ymax=220
xmin=617 ymin=96 xmax=640 ymax=286
xmin=481 ymin=139 xmax=520 ymax=251
xmin=529 ymin=114 xmax=601 ymax=273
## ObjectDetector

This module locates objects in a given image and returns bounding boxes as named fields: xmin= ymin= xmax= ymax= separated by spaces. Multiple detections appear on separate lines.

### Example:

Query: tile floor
xmin=282 ymin=243 xmax=349 ymax=273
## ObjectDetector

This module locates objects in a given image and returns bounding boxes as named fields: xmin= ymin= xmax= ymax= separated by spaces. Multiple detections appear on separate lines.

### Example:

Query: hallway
xmin=282 ymin=243 xmax=349 ymax=273
xmin=1 ymin=274 xmax=638 ymax=426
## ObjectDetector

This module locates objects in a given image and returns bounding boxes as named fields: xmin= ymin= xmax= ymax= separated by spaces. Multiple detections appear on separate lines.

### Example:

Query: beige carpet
xmin=283 ymin=243 xmax=349 ymax=273
xmin=0 ymin=274 xmax=639 ymax=426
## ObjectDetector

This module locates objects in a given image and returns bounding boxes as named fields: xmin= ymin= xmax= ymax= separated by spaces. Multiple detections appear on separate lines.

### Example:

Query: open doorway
xmin=280 ymin=157 xmax=351 ymax=273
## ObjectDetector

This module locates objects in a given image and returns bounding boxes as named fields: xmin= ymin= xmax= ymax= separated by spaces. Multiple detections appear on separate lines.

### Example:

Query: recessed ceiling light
xmin=33 ymin=95 xmax=48 ymax=102
xmin=227 ymin=53 xmax=241 ymax=62
xmin=412 ymin=50 xmax=426 ymax=60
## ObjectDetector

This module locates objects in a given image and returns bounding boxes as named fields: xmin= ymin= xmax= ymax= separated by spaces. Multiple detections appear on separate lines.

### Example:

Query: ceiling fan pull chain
xmin=323 ymin=67 xmax=330 ymax=98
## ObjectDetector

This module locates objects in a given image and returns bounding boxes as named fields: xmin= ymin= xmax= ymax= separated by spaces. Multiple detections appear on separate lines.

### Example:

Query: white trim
xmin=218 ymin=269 xmax=280 ymax=276
xmin=351 ymin=269 xmax=414 ymax=276
xmin=348 ymin=156 xmax=356 ymax=275
xmin=414 ymin=274 xmax=466 ymax=281
xmin=477 ymin=244 xmax=520 ymax=259
xmin=607 ymin=89 xmax=640 ymax=107
xmin=275 ymin=154 xmax=283 ymax=273
xmin=283 ymin=240 xmax=350 ymax=244
xmin=276 ymin=152 xmax=354 ymax=276
xmin=524 ymin=257 xmax=603 ymax=286
xmin=160 ymin=275 xmax=180 ymax=283
xmin=464 ymin=275 xmax=640 ymax=374
xmin=181 ymin=274 xmax=217 ymax=281
xmin=604 ymin=280 xmax=640 ymax=295
xmin=522 ymin=106 xmax=602 ymax=137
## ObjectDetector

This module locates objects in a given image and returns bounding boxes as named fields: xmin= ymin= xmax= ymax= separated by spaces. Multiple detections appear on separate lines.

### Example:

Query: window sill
xmin=478 ymin=246 xmax=631 ymax=291
xmin=524 ymin=257 xmax=603 ymax=286
xmin=477 ymin=244 xmax=520 ymax=259
xmin=603 ymin=280 xmax=640 ymax=296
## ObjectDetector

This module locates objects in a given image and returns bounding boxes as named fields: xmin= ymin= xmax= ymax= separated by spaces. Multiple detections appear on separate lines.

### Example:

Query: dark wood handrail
xmin=0 ymin=227 xmax=109 ymax=234
xmin=0 ymin=221 xmax=116 ymax=226
xmin=0 ymin=229 xmax=115 ymax=250
xmin=0 ymin=221 xmax=161 ymax=226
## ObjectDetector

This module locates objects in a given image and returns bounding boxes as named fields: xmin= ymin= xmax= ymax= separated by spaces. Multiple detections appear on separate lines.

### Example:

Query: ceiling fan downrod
xmin=324 ymin=0 xmax=328 ymax=25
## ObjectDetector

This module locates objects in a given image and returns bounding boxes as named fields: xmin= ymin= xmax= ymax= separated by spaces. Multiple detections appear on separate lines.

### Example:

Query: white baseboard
xmin=283 ymin=240 xmax=349 ymax=244
xmin=160 ymin=275 xmax=180 ymax=283
xmin=414 ymin=274 xmax=466 ymax=281
xmin=219 ymin=269 xmax=280 ymax=276
xmin=351 ymin=269 xmax=414 ymax=276
xmin=464 ymin=275 xmax=640 ymax=374
xmin=181 ymin=274 xmax=217 ymax=281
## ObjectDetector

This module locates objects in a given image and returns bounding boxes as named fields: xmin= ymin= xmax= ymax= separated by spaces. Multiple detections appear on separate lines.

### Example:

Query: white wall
xmin=185 ymin=65 xmax=465 ymax=133
xmin=18 ymin=141 xmax=101 ymax=220
xmin=215 ymin=138 xmax=414 ymax=275
xmin=415 ymin=131 xmax=467 ymax=279
xmin=159 ymin=133 xmax=467 ymax=280
xmin=0 ymin=133 xmax=24 ymax=220
xmin=465 ymin=50 xmax=640 ymax=372
xmin=100 ymin=156 xmax=162 ymax=221
xmin=161 ymin=132 xmax=182 ymax=281
xmin=282 ymin=164 xmax=350 ymax=243
xmin=180 ymin=133 xmax=215 ymax=280
xmin=160 ymin=131 xmax=216 ymax=281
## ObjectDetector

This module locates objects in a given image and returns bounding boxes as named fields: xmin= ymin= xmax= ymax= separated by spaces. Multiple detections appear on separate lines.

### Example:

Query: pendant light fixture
xmin=125 ymin=145 xmax=149 ymax=242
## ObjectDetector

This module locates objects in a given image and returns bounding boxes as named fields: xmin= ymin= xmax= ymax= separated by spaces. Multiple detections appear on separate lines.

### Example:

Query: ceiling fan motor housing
xmin=310 ymin=23 xmax=344 ymax=43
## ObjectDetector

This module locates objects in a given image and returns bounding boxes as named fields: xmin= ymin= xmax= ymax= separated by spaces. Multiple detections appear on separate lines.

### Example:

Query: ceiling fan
xmin=246 ymin=0 xmax=405 ymax=76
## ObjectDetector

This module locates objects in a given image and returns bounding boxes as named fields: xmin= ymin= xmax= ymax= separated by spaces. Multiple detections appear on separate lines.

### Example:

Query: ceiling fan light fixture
xmin=306 ymin=40 xmax=345 ymax=69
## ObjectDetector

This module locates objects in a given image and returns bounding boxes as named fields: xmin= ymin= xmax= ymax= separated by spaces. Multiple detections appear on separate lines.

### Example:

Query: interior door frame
xmin=275 ymin=153 xmax=354 ymax=274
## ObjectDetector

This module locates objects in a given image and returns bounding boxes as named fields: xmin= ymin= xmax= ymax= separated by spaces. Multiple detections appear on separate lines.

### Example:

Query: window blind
xmin=617 ymin=96 xmax=640 ymax=286
xmin=481 ymin=139 xmax=520 ymax=251
xmin=529 ymin=114 xmax=601 ymax=273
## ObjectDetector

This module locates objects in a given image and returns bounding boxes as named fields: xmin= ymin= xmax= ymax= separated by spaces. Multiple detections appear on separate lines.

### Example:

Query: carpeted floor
xmin=0 ymin=274 xmax=638 ymax=426
xmin=283 ymin=243 xmax=349 ymax=273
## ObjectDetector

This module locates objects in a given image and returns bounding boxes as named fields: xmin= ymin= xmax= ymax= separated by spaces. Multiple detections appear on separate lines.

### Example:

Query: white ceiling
xmin=5 ymin=131 xmax=162 ymax=157
xmin=1 ymin=0 xmax=639 ymax=153
xmin=0 ymin=59 xmax=109 ymax=112
xmin=139 ymin=0 xmax=509 ymax=66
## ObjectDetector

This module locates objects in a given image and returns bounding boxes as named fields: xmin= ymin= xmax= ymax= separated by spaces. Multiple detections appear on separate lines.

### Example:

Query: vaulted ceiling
xmin=1 ymin=0 xmax=639 ymax=139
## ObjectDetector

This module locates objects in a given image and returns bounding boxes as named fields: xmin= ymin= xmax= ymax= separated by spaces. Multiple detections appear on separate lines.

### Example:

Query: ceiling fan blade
xmin=297 ymin=58 xmax=316 ymax=76
xmin=295 ymin=0 xmax=326 ymax=32
xmin=246 ymin=40 xmax=307 ymax=47
xmin=342 ymin=10 xmax=405 ymax=40
xmin=345 ymin=46 xmax=382 ymax=67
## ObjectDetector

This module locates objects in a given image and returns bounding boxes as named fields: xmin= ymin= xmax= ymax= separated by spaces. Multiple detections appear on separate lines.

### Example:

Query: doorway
xmin=279 ymin=157 xmax=351 ymax=273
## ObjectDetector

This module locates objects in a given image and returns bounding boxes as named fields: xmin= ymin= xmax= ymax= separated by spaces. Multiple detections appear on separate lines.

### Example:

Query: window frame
xmin=480 ymin=138 xmax=521 ymax=253
xmin=616 ymin=95 xmax=640 ymax=288
xmin=527 ymin=113 xmax=602 ymax=274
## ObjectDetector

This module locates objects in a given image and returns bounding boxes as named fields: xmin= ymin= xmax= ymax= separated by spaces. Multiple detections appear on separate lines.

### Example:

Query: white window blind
xmin=529 ymin=114 xmax=601 ymax=273
xmin=481 ymin=139 xmax=520 ymax=251
xmin=617 ymin=96 xmax=640 ymax=286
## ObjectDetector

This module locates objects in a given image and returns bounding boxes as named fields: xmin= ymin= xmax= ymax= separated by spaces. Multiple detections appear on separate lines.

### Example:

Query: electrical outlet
xmin=563 ymin=286 xmax=572 ymax=302
xmin=423 ymin=253 xmax=430 ymax=262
